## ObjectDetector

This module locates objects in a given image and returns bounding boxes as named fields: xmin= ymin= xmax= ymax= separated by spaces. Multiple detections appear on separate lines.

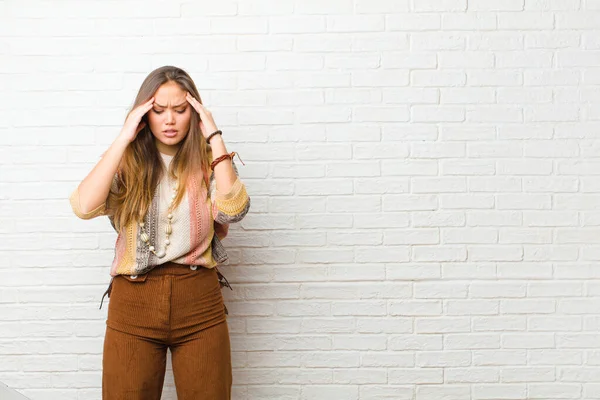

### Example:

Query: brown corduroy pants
xmin=101 ymin=261 xmax=232 ymax=400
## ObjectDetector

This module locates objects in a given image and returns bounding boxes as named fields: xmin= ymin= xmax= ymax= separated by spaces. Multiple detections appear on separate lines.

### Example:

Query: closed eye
xmin=153 ymin=108 xmax=187 ymax=114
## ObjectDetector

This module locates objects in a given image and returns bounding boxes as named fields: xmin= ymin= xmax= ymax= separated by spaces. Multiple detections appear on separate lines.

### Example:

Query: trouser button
xmin=130 ymin=275 xmax=138 ymax=279
xmin=190 ymin=265 xmax=197 ymax=271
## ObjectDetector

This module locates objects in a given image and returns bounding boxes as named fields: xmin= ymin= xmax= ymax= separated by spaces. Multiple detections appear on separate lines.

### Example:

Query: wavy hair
xmin=106 ymin=66 xmax=211 ymax=232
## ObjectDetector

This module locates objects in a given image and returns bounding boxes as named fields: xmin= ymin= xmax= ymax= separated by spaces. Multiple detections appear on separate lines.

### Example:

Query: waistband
xmin=99 ymin=263 xmax=231 ymax=310
xmin=147 ymin=261 xmax=213 ymax=276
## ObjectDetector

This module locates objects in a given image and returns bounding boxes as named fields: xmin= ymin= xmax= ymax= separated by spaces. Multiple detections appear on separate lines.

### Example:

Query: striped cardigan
xmin=69 ymin=151 xmax=250 ymax=278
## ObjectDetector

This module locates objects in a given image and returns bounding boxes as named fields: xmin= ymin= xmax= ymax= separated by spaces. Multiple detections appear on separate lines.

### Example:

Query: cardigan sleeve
xmin=208 ymin=154 xmax=251 ymax=224
xmin=69 ymin=186 xmax=107 ymax=219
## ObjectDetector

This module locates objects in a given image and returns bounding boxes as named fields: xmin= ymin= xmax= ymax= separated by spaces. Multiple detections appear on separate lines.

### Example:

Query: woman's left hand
xmin=186 ymin=92 xmax=218 ymax=140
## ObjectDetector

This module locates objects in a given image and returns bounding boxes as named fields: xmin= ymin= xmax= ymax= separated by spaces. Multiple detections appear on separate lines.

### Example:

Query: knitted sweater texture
xmin=69 ymin=150 xmax=250 ymax=277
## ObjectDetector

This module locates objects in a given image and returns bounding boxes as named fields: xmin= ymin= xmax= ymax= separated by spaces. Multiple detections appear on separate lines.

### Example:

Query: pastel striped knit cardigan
xmin=69 ymin=150 xmax=250 ymax=277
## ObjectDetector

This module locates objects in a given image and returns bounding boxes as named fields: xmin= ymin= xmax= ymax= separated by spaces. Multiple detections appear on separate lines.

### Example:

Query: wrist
xmin=208 ymin=134 xmax=223 ymax=144
xmin=206 ymin=129 xmax=223 ymax=145
xmin=115 ymin=134 xmax=132 ymax=147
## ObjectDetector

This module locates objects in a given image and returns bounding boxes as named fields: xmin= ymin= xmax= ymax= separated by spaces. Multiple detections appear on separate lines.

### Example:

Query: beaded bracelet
xmin=210 ymin=151 xmax=245 ymax=171
xmin=206 ymin=129 xmax=222 ymax=144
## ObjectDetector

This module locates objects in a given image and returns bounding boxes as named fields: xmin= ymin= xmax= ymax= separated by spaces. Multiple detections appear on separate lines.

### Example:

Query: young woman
xmin=69 ymin=65 xmax=250 ymax=399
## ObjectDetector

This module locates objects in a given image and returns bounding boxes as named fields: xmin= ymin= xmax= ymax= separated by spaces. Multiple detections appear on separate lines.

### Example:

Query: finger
xmin=185 ymin=92 xmax=197 ymax=105
xmin=138 ymin=98 xmax=153 ymax=110
xmin=132 ymin=98 xmax=154 ymax=115
xmin=186 ymin=94 xmax=201 ymax=114
xmin=189 ymin=96 xmax=209 ymax=115
xmin=187 ymin=95 xmax=205 ymax=114
xmin=133 ymin=102 xmax=153 ymax=119
xmin=145 ymin=98 xmax=155 ymax=108
xmin=186 ymin=92 xmax=201 ymax=106
xmin=140 ymin=99 xmax=155 ymax=113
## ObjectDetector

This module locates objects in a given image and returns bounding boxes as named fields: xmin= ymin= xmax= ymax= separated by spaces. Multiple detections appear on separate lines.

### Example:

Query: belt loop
xmin=99 ymin=277 xmax=114 ymax=310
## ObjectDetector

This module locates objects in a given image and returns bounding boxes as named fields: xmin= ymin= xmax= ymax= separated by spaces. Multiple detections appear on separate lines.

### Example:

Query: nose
xmin=165 ymin=110 xmax=176 ymax=124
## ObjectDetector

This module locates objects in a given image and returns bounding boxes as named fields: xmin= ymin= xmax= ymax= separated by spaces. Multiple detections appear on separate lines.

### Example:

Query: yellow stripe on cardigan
xmin=214 ymin=177 xmax=249 ymax=217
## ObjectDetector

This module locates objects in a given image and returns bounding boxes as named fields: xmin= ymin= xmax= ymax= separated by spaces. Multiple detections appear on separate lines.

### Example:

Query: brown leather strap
xmin=210 ymin=151 xmax=246 ymax=171
xmin=99 ymin=277 xmax=114 ymax=310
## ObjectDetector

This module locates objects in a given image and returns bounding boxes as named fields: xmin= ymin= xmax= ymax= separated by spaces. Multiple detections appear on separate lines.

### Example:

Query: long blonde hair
xmin=107 ymin=66 xmax=211 ymax=232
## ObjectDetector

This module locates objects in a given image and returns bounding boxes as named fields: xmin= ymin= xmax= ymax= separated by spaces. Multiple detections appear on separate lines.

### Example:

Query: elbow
xmin=69 ymin=188 xmax=106 ymax=220
xmin=71 ymin=206 xmax=92 ymax=220
xmin=215 ymin=196 xmax=250 ymax=224
xmin=72 ymin=207 xmax=103 ymax=220
xmin=70 ymin=202 xmax=105 ymax=220
xmin=213 ymin=179 xmax=251 ymax=224
xmin=232 ymin=196 xmax=251 ymax=222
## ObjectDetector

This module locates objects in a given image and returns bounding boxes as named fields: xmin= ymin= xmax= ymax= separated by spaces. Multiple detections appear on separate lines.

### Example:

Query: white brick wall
xmin=1 ymin=0 xmax=600 ymax=399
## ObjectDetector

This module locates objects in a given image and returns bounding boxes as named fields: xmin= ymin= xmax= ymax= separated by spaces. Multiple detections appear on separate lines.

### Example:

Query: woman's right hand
xmin=118 ymin=97 xmax=155 ymax=143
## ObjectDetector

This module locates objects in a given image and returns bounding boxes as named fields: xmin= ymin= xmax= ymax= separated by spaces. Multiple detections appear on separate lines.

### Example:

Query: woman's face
xmin=147 ymin=81 xmax=192 ymax=156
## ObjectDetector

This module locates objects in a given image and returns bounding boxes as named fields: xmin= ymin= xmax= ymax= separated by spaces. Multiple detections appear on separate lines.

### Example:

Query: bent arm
xmin=69 ymin=137 xmax=129 ymax=220
xmin=209 ymin=159 xmax=251 ymax=224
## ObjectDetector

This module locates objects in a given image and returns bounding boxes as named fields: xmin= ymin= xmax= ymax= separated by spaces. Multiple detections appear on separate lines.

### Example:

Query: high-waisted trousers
xmin=101 ymin=261 xmax=232 ymax=400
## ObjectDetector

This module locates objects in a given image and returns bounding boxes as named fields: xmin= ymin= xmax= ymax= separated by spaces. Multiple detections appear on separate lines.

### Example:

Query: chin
xmin=164 ymin=136 xmax=184 ymax=145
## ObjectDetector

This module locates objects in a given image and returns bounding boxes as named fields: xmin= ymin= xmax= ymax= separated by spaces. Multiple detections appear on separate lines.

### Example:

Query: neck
xmin=155 ymin=139 xmax=179 ymax=156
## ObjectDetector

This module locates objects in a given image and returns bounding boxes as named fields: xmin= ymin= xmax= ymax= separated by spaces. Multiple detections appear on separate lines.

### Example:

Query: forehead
xmin=153 ymin=81 xmax=186 ymax=107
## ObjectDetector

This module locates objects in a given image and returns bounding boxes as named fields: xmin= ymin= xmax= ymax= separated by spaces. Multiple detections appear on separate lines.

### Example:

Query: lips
xmin=163 ymin=130 xmax=177 ymax=137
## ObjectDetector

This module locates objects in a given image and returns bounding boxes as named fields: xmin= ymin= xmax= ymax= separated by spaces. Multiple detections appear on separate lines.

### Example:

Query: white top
xmin=155 ymin=152 xmax=194 ymax=262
